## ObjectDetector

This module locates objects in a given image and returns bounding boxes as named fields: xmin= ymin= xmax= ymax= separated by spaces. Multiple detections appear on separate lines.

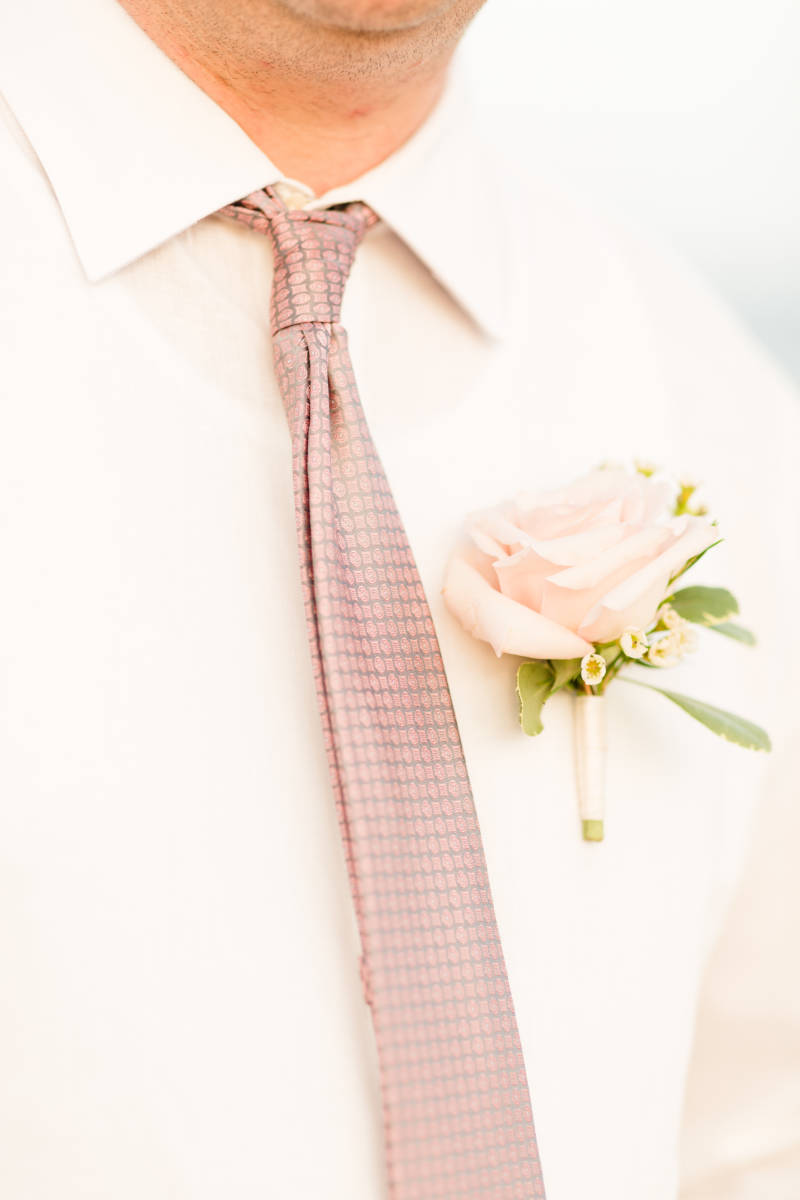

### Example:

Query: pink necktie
xmin=220 ymin=186 xmax=545 ymax=1199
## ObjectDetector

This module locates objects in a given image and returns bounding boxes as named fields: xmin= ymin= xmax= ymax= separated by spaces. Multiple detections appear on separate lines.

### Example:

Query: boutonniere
xmin=442 ymin=464 xmax=770 ymax=841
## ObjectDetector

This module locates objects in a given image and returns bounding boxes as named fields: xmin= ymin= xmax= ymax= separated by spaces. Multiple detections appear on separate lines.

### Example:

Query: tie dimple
xmin=220 ymin=184 xmax=546 ymax=1199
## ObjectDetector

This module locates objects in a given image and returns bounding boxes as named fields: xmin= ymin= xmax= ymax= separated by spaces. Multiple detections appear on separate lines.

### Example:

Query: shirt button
xmin=273 ymin=181 xmax=315 ymax=210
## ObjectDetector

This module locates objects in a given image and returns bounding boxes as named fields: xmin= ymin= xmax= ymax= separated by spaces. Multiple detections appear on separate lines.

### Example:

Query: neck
xmin=118 ymin=1 xmax=478 ymax=196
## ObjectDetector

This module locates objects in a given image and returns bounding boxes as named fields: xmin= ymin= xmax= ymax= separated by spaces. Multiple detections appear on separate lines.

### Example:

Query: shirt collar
xmin=0 ymin=0 xmax=511 ymax=339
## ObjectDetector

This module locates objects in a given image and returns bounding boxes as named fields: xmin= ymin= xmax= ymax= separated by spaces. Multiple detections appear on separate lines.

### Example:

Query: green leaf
xmin=621 ymin=678 xmax=771 ymax=752
xmin=709 ymin=621 xmax=757 ymax=646
xmin=549 ymin=657 xmax=582 ymax=691
xmin=668 ymin=585 xmax=739 ymax=626
xmin=668 ymin=538 xmax=723 ymax=585
xmin=517 ymin=661 xmax=555 ymax=736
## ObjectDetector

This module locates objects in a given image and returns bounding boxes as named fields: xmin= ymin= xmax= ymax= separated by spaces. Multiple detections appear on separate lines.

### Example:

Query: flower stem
xmin=596 ymin=646 xmax=624 ymax=694
xmin=582 ymin=819 xmax=604 ymax=841
xmin=573 ymin=693 xmax=607 ymax=842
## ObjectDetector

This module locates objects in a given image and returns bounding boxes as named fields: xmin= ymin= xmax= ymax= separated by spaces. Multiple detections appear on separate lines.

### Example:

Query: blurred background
xmin=460 ymin=0 xmax=800 ymax=383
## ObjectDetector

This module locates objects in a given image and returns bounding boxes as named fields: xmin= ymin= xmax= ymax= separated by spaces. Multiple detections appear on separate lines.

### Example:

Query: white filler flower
xmin=580 ymin=652 xmax=607 ymax=687
xmin=620 ymin=627 xmax=649 ymax=658
xmin=660 ymin=603 xmax=688 ymax=631
xmin=645 ymin=631 xmax=684 ymax=667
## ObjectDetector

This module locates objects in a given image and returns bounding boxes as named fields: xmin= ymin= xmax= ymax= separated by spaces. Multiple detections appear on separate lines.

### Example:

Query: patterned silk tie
xmin=220 ymin=186 xmax=545 ymax=1199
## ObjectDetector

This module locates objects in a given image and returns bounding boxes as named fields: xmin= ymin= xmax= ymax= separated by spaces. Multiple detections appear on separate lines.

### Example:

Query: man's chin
xmin=273 ymin=0 xmax=458 ymax=35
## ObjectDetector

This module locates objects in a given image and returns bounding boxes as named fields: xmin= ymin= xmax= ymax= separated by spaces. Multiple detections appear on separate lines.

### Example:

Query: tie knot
xmin=220 ymin=186 xmax=379 ymax=334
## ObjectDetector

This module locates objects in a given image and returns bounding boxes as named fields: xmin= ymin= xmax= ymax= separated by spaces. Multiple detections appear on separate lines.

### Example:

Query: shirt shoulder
xmin=503 ymin=150 xmax=799 ymax=428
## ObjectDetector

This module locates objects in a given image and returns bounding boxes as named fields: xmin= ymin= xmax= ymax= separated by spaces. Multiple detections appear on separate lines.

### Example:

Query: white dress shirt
xmin=1 ymin=2 xmax=799 ymax=1198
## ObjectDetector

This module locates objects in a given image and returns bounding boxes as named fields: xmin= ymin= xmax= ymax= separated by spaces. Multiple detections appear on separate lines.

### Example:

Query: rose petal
xmin=514 ymin=496 xmax=628 ymax=540
xmin=639 ymin=480 xmax=674 ymax=523
xmin=538 ymin=526 xmax=673 ymax=633
xmin=442 ymin=554 xmax=593 ymax=660
xmin=526 ymin=525 xmax=631 ymax=565
xmin=517 ymin=467 xmax=638 ymax=511
xmin=577 ymin=517 xmax=721 ymax=642
xmin=492 ymin=546 xmax=550 ymax=609
xmin=469 ymin=508 xmax=531 ymax=554
xmin=545 ymin=525 xmax=670 ymax=591
xmin=455 ymin=540 xmax=499 ymax=586
xmin=621 ymin=481 xmax=649 ymax=525
xmin=467 ymin=526 xmax=507 ymax=562
xmin=493 ymin=525 xmax=630 ymax=610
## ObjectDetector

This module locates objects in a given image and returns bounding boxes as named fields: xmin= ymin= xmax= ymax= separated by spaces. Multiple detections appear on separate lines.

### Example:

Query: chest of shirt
xmin=0 ymin=217 xmax=772 ymax=1200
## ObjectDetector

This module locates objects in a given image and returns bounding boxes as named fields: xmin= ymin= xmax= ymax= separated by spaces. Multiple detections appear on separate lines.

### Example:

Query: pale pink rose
xmin=442 ymin=468 xmax=719 ymax=659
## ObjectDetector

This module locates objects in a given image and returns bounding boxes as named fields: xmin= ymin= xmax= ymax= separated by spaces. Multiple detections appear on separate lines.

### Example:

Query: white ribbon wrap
xmin=572 ymin=692 xmax=608 ymax=841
